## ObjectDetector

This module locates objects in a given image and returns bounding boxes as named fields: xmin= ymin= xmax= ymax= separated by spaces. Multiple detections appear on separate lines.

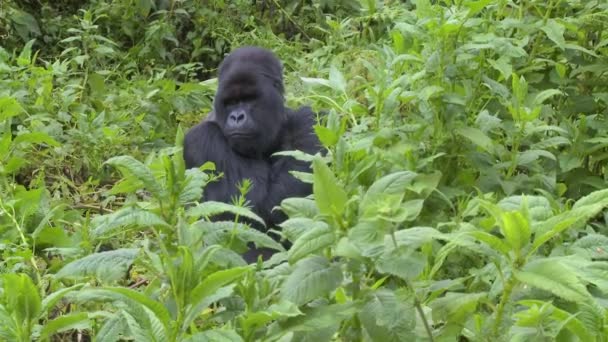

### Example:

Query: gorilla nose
xmin=229 ymin=110 xmax=247 ymax=125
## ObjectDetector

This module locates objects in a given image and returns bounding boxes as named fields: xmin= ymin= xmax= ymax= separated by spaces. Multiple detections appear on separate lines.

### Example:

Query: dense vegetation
xmin=1 ymin=0 xmax=608 ymax=341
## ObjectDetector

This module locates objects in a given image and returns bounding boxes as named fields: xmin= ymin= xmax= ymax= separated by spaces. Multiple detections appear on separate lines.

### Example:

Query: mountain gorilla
xmin=183 ymin=47 xmax=322 ymax=263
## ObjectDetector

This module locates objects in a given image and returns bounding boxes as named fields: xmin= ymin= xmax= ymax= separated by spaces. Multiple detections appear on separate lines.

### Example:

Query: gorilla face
xmin=214 ymin=47 xmax=287 ymax=158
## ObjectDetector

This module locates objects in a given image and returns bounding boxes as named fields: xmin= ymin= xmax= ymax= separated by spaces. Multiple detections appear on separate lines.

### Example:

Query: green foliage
xmin=1 ymin=0 xmax=608 ymax=341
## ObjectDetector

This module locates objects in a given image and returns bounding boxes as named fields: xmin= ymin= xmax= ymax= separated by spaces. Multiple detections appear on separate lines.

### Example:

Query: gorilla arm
xmin=261 ymin=107 xmax=322 ymax=226
xmin=183 ymin=117 xmax=271 ymax=213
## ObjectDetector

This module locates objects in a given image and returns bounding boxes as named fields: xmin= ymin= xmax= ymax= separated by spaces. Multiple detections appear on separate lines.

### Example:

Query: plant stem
xmin=493 ymin=274 xmax=517 ymax=336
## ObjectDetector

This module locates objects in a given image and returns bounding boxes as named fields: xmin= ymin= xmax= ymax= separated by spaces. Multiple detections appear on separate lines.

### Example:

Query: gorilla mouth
xmin=228 ymin=133 xmax=255 ymax=140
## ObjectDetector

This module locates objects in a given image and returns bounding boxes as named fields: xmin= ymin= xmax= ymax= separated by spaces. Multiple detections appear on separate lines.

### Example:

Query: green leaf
xmin=281 ymin=198 xmax=319 ymax=219
xmin=288 ymin=222 xmax=335 ymax=264
xmin=41 ymin=284 xmax=85 ymax=316
xmin=17 ymin=39 xmax=36 ymax=66
xmin=514 ymin=258 xmax=590 ymax=302
xmin=105 ymin=155 xmax=164 ymax=198
xmin=466 ymin=231 xmax=510 ymax=255
xmin=186 ymin=201 xmax=265 ymax=227
xmin=97 ymin=287 xmax=171 ymax=335
xmin=313 ymin=158 xmax=347 ymax=217
xmin=272 ymin=302 xmax=358 ymax=335
xmin=377 ymin=247 xmax=425 ymax=281
xmin=517 ymin=300 xmax=595 ymax=342
xmin=242 ymin=300 xmax=303 ymax=332
xmin=488 ymin=56 xmax=512 ymax=80
xmin=91 ymin=206 xmax=169 ymax=238
xmin=183 ymin=330 xmax=244 ymax=342
xmin=455 ymin=127 xmax=495 ymax=154
xmin=329 ymin=65 xmax=346 ymax=93
xmin=314 ymin=125 xmax=340 ymax=147
xmin=0 ymin=97 xmax=25 ymax=121
xmin=40 ymin=313 xmax=90 ymax=339
xmin=301 ymin=77 xmax=332 ymax=89
xmin=55 ymin=249 xmax=139 ymax=282
xmin=183 ymin=286 xmax=236 ymax=331
xmin=534 ymin=189 xmax=608 ymax=249
xmin=360 ymin=289 xmax=415 ymax=342
xmin=3 ymin=273 xmax=42 ymax=324
xmin=189 ymin=267 xmax=250 ymax=315
xmin=360 ymin=171 xmax=417 ymax=211
xmin=430 ymin=292 xmax=486 ymax=322
xmin=500 ymin=211 xmax=531 ymax=253
xmin=96 ymin=313 xmax=127 ymax=342
xmin=281 ymin=256 xmax=343 ymax=306
xmin=541 ymin=19 xmax=566 ymax=49
xmin=533 ymin=89 xmax=562 ymax=105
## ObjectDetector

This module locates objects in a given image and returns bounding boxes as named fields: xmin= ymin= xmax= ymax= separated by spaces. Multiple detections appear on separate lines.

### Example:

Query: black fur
xmin=183 ymin=47 xmax=322 ymax=262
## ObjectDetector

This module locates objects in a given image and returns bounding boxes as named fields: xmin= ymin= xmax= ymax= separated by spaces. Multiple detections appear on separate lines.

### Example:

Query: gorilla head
xmin=213 ymin=47 xmax=287 ymax=158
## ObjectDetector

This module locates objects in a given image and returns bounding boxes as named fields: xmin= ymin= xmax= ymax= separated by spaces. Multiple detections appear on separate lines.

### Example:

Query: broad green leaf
xmin=41 ymin=284 xmax=85 ymax=315
xmin=183 ymin=285 xmax=236 ymax=331
xmin=541 ymin=19 xmax=566 ymax=49
xmin=96 ymin=313 xmax=127 ymax=342
xmin=13 ymin=132 xmax=60 ymax=147
xmin=94 ymin=287 xmax=171 ymax=335
xmin=466 ymin=231 xmax=510 ymax=255
xmin=569 ymin=234 xmax=608 ymax=260
xmin=281 ymin=256 xmax=343 ymax=306
xmin=242 ymin=300 xmax=303 ymax=332
xmin=360 ymin=171 xmax=417 ymax=211
xmin=105 ymin=155 xmax=164 ymax=198
xmin=91 ymin=206 xmax=169 ymax=238
xmin=179 ymin=168 xmax=208 ymax=204
xmin=571 ymin=188 xmax=608 ymax=209
xmin=534 ymin=190 xmax=608 ymax=250
xmin=488 ymin=56 xmax=512 ymax=80
xmin=501 ymin=211 xmax=530 ymax=253
xmin=511 ymin=74 xmax=528 ymax=104
xmin=498 ymin=195 xmax=552 ymax=221
xmin=0 ymin=97 xmax=24 ymax=121
xmin=574 ymin=262 xmax=608 ymax=294
xmin=409 ymin=171 xmax=441 ymax=197
xmin=301 ymin=77 xmax=332 ymax=89
xmin=377 ymin=247 xmax=425 ymax=281
xmin=272 ymin=302 xmax=358 ymax=335
xmin=121 ymin=309 xmax=158 ymax=342
xmin=329 ymin=65 xmax=346 ymax=93
xmin=517 ymin=300 xmax=595 ymax=342
xmin=40 ymin=313 xmax=90 ymax=339
xmin=455 ymin=127 xmax=495 ymax=154
xmin=0 ymin=304 xmax=18 ymax=341
xmin=514 ymin=258 xmax=590 ymax=302
xmin=194 ymin=221 xmax=284 ymax=252
xmin=17 ymin=39 xmax=36 ymax=66
xmin=186 ymin=201 xmax=265 ymax=227
xmin=360 ymin=289 xmax=415 ymax=342
xmin=533 ymin=89 xmax=562 ymax=105
xmin=183 ymin=330 xmax=244 ymax=342
xmin=430 ymin=292 xmax=486 ymax=322
xmin=280 ymin=198 xmax=319 ymax=219
xmin=288 ymin=222 xmax=335 ymax=263
xmin=55 ymin=249 xmax=139 ymax=282
xmin=391 ymin=227 xmax=442 ymax=248
xmin=3 ymin=273 xmax=42 ymax=324
xmin=313 ymin=158 xmax=347 ymax=217
xmin=189 ymin=267 xmax=250 ymax=313
xmin=280 ymin=217 xmax=327 ymax=242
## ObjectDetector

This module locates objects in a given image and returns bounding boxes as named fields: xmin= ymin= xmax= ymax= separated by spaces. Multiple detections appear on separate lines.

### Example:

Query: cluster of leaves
xmin=1 ymin=0 xmax=608 ymax=341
